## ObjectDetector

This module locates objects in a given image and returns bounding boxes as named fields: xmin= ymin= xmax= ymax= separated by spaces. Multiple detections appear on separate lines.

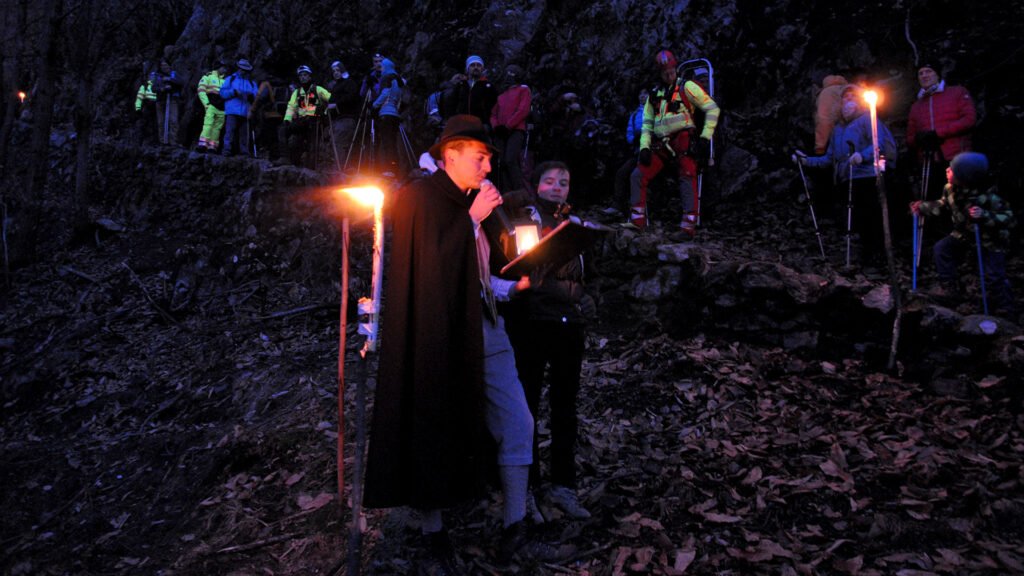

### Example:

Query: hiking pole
xmin=345 ymin=103 xmax=367 ymax=173
xmin=398 ymin=123 xmax=417 ymax=176
xmin=248 ymin=115 xmax=257 ymax=159
xmin=326 ymin=108 xmax=342 ymax=173
xmin=915 ymin=155 xmax=930 ymax=268
xmin=346 ymin=92 xmax=373 ymax=173
xmin=695 ymin=172 xmax=703 ymax=226
xmin=974 ymin=223 xmax=989 ymax=315
xmin=846 ymin=141 xmax=856 ymax=268
xmin=164 ymin=94 xmax=170 ymax=144
xmin=794 ymin=152 xmax=827 ymax=258
xmin=912 ymin=212 xmax=919 ymax=292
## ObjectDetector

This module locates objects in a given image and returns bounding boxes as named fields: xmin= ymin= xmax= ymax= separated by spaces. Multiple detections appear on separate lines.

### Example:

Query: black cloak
xmin=363 ymin=170 xmax=489 ymax=510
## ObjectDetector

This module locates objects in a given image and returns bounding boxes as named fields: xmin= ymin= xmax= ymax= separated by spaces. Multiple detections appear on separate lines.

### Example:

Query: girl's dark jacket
xmin=363 ymin=170 xmax=490 ymax=510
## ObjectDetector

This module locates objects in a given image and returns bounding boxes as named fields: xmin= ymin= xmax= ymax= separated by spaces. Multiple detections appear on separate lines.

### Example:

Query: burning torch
xmin=335 ymin=184 xmax=384 ymax=576
xmin=863 ymin=87 xmax=903 ymax=370
xmin=863 ymin=90 xmax=882 ymax=177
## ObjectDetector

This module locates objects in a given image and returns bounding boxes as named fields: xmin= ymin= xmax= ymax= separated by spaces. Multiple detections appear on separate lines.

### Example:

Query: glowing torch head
xmin=18 ymin=91 xmax=26 ymax=103
xmin=339 ymin=186 xmax=384 ymax=209
xmin=863 ymin=90 xmax=878 ymax=108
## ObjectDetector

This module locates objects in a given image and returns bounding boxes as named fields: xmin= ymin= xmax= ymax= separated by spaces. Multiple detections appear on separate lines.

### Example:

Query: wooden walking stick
xmin=864 ymin=90 xmax=902 ymax=371
xmin=845 ymin=141 xmax=856 ymax=268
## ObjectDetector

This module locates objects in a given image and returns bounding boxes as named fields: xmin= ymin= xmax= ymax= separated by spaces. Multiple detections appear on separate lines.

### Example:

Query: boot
xmin=420 ymin=531 xmax=465 ymax=576
xmin=628 ymin=203 xmax=647 ymax=228
xmin=679 ymin=213 xmax=697 ymax=237
xmin=499 ymin=519 xmax=575 ymax=563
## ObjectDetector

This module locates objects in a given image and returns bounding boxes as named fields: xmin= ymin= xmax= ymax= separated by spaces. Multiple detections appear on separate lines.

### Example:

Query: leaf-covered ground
xmin=2 ymin=146 xmax=1022 ymax=576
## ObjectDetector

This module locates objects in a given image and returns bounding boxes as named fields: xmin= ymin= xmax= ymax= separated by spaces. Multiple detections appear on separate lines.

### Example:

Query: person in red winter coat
xmin=491 ymin=65 xmax=532 ymax=190
xmin=906 ymin=63 xmax=976 ymax=201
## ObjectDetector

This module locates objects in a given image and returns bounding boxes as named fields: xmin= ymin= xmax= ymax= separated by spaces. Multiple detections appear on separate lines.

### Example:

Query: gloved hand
xmin=577 ymin=294 xmax=597 ymax=319
xmin=915 ymin=129 xmax=941 ymax=152
xmin=638 ymin=148 xmax=652 ymax=167
xmin=693 ymin=137 xmax=710 ymax=167
xmin=849 ymin=152 xmax=863 ymax=165
xmin=791 ymin=150 xmax=807 ymax=165
xmin=909 ymin=200 xmax=921 ymax=214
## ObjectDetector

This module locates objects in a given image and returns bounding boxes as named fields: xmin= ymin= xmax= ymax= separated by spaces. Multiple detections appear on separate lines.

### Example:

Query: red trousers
xmin=630 ymin=129 xmax=699 ymax=215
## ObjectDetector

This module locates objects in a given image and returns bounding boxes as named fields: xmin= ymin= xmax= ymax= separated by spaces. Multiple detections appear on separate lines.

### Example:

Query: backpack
xmin=650 ymin=79 xmax=695 ymax=117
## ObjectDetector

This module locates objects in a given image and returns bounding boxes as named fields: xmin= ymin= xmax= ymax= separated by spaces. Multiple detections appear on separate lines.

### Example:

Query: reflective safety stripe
xmin=135 ymin=82 xmax=157 ymax=110
xmin=640 ymin=80 xmax=719 ymax=149
xmin=284 ymin=86 xmax=332 ymax=122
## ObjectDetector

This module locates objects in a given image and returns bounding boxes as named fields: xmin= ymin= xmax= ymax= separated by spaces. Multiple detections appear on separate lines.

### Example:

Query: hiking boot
xmin=194 ymin=144 xmax=207 ymax=154
xmin=421 ymin=531 xmax=465 ymax=576
xmin=629 ymin=203 xmax=647 ymax=228
xmin=546 ymin=484 xmax=591 ymax=519
xmin=525 ymin=489 xmax=545 ymax=524
xmin=499 ymin=519 xmax=575 ymax=563
xmin=679 ymin=213 xmax=697 ymax=237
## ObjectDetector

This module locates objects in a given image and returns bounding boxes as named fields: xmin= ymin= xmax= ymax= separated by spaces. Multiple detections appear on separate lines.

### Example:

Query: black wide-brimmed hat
xmin=429 ymin=114 xmax=498 ymax=160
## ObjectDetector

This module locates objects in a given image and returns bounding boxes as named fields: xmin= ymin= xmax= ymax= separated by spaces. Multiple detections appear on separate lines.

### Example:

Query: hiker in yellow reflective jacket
xmin=195 ymin=60 xmax=229 ymax=153
xmin=282 ymin=65 xmax=331 ymax=167
xmin=629 ymin=50 xmax=719 ymax=235
xmin=134 ymin=72 xmax=159 ymax=144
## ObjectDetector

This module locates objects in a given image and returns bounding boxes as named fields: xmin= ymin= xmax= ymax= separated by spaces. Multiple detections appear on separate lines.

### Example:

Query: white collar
xmin=918 ymin=79 xmax=946 ymax=100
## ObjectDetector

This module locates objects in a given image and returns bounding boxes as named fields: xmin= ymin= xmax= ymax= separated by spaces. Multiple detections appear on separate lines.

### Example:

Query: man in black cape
xmin=364 ymin=115 xmax=566 ymax=572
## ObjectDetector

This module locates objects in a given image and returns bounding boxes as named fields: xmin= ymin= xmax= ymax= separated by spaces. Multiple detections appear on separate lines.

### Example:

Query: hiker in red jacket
xmin=906 ymin=63 xmax=976 ymax=201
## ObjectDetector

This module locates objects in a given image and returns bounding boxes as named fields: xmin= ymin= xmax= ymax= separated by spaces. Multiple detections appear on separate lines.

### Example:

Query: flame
xmin=339 ymin=186 xmax=384 ymax=208
xmin=514 ymin=224 xmax=540 ymax=255
xmin=18 ymin=91 xmax=26 ymax=103
xmin=863 ymin=90 xmax=878 ymax=107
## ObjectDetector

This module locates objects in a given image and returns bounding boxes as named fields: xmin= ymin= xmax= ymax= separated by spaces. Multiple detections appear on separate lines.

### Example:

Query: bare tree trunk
xmin=0 ymin=0 xmax=28 ymax=182
xmin=71 ymin=0 xmax=96 ymax=234
xmin=0 ymin=0 xmax=29 ymax=285
xmin=24 ymin=0 xmax=61 ymax=258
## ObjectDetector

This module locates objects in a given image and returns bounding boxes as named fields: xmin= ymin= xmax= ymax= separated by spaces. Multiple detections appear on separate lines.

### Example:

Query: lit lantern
xmin=514 ymin=223 xmax=540 ymax=255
